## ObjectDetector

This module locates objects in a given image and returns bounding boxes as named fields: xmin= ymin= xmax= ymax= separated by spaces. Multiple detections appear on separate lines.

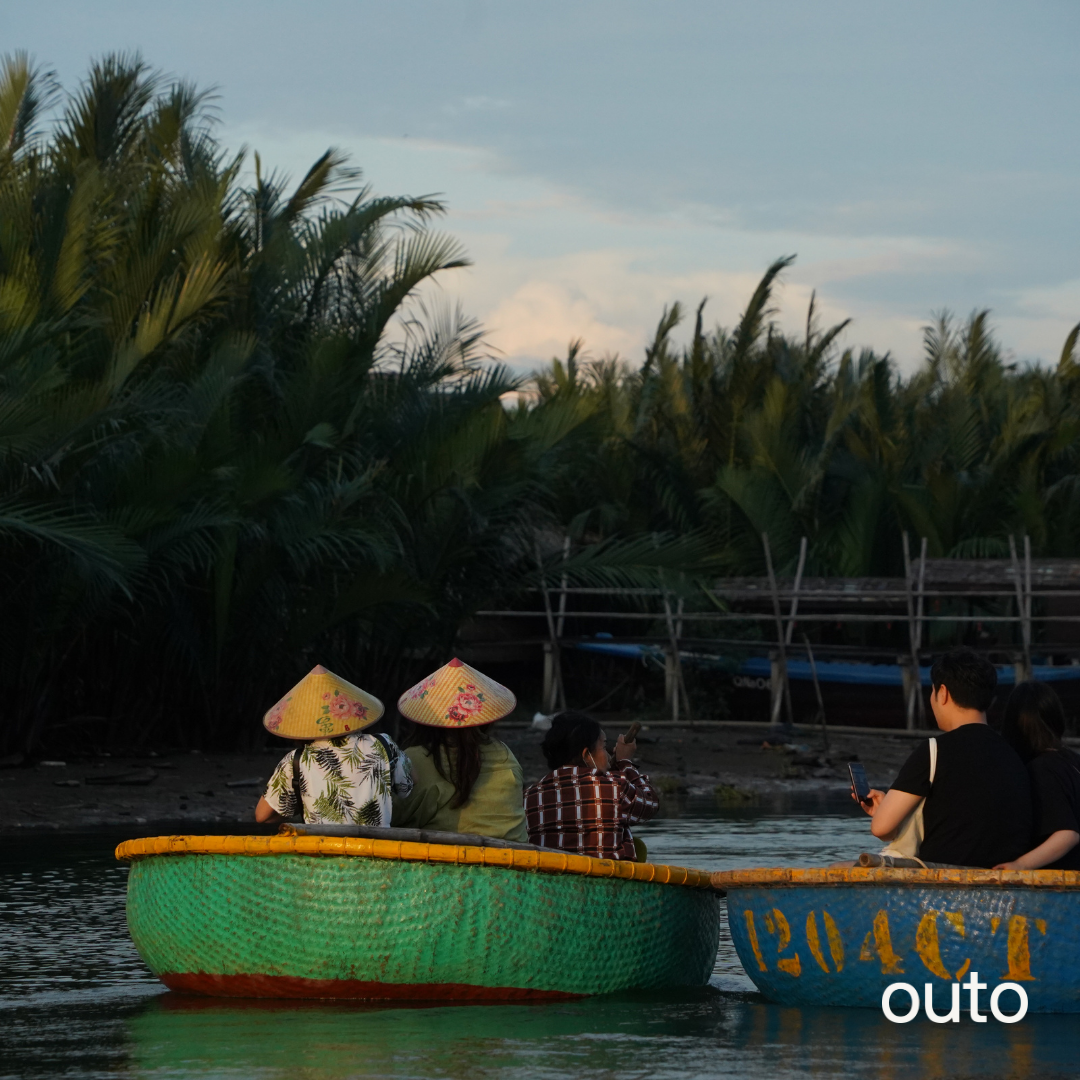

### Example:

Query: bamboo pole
xmin=535 ymin=541 xmax=566 ymax=712
xmin=802 ymin=632 xmax=828 ymax=751
xmin=762 ymin=533 xmax=794 ymax=728
xmin=783 ymin=537 xmax=808 ymax=647
xmin=915 ymin=537 xmax=927 ymax=726
xmin=1009 ymin=534 xmax=1032 ymax=681
xmin=901 ymin=532 xmax=916 ymax=729
xmin=900 ymin=533 xmax=929 ymax=728
xmin=555 ymin=536 xmax=570 ymax=639
xmin=1025 ymin=534 xmax=1033 ymax=678
xmin=661 ymin=581 xmax=693 ymax=726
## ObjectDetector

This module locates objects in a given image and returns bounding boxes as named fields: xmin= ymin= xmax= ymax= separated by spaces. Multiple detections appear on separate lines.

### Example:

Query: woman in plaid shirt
xmin=524 ymin=711 xmax=659 ymax=860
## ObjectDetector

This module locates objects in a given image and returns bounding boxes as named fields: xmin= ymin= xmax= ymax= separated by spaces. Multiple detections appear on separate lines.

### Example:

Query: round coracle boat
xmin=116 ymin=829 xmax=722 ymax=1000
xmin=713 ymin=866 xmax=1080 ymax=1013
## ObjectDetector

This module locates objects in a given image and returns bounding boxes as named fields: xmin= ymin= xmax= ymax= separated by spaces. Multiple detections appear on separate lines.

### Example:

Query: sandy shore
xmin=0 ymin=723 xmax=921 ymax=833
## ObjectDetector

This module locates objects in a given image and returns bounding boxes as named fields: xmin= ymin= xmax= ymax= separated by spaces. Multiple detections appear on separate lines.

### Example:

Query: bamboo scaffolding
xmin=478 ymin=535 xmax=1080 ymax=727
xmin=475 ymin=609 xmax=1080 ymax=625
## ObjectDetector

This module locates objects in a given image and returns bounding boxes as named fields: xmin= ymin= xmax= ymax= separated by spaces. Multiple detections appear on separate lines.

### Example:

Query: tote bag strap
xmin=881 ymin=737 xmax=937 ymax=861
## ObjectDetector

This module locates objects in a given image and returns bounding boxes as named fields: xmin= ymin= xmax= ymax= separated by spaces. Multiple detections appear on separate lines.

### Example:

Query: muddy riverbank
xmin=0 ymin=721 xmax=924 ymax=833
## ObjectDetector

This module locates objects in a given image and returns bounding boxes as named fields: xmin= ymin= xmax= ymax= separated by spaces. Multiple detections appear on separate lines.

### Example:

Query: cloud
xmin=447 ymin=246 xmax=848 ymax=369
xmin=221 ymin=124 xmax=1079 ymax=373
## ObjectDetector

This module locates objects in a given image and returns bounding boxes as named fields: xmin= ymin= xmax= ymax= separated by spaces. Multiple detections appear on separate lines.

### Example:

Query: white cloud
xmin=222 ymin=124 xmax=1079 ymax=374
xmin=441 ymin=240 xmax=942 ymax=372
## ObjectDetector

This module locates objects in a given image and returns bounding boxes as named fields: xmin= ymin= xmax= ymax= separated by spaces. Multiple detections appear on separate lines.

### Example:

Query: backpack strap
xmin=372 ymin=732 xmax=393 ymax=765
xmin=928 ymin=737 xmax=938 ymax=786
xmin=291 ymin=746 xmax=304 ymax=821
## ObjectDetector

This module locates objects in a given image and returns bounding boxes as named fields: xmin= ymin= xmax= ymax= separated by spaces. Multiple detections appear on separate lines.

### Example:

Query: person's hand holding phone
xmin=854 ymin=788 xmax=886 ymax=817
xmin=615 ymin=722 xmax=640 ymax=761
xmin=848 ymin=763 xmax=883 ymax=817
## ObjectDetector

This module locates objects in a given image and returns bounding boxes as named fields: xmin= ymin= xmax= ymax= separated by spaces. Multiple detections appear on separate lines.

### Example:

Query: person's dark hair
xmin=541 ymin=711 xmax=603 ymax=770
xmin=930 ymin=648 xmax=997 ymax=712
xmin=1001 ymin=681 xmax=1066 ymax=762
xmin=402 ymin=722 xmax=493 ymax=808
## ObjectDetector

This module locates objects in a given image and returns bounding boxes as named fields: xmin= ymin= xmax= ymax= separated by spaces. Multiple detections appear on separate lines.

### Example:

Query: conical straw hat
xmin=263 ymin=665 xmax=384 ymax=740
xmin=398 ymin=658 xmax=516 ymax=728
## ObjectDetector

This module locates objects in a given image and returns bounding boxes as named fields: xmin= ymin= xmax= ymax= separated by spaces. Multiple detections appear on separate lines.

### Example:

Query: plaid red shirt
xmin=523 ymin=760 xmax=660 ymax=860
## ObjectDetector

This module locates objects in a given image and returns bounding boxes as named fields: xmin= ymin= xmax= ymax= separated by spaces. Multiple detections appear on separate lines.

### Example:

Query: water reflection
xmin=2 ymin=806 xmax=1077 ymax=1080
xmin=123 ymin=991 xmax=1078 ymax=1080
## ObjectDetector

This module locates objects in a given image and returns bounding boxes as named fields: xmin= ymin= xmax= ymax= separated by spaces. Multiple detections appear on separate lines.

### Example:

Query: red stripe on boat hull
xmin=159 ymin=971 xmax=582 ymax=1001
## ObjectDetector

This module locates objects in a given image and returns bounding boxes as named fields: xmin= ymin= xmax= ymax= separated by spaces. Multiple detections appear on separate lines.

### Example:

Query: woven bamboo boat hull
xmin=713 ymin=867 xmax=1080 ymax=1013
xmin=118 ymin=834 xmax=722 ymax=1000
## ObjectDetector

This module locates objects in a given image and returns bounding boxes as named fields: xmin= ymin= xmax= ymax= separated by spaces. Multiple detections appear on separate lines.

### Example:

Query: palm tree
xmin=0 ymin=54 xmax=478 ymax=751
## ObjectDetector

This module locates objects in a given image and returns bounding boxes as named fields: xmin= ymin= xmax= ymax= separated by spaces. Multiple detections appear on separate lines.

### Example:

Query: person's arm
xmin=1004 ymin=755 xmax=1080 ymax=869
xmin=995 ymin=830 xmax=1080 ymax=870
xmin=255 ymin=752 xmax=297 ymax=823
xmin=255 ymin=796 xmax=282 ymax=824
xmin=858 ymin=787 xmax=924 ymax=840
xmin=864 ymin=739 xmax=932 ymax=839
xmin=613 ymin=737 xmax=660 ymax=826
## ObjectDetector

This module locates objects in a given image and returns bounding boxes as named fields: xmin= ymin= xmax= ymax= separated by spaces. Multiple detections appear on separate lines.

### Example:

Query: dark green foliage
xmin=537 ymin=265 xmax=1080 ymax=584
xmin=3 ymin=54 xmax=1077 ymax=753
xmin=0 ymin=55 xmax=701 ymax=754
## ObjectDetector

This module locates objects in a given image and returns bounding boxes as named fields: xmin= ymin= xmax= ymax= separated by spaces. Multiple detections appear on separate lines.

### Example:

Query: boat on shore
xmin=575 ymin=639 xmax=1080 ymax=729
xmin=116 ymin=828 xmax=721 ymax=1000
xmin=713 ymin=866 xmax=1080 ymax=1013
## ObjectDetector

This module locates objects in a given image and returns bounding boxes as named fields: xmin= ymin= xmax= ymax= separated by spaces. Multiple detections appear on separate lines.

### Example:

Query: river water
xmin=1 ymin=799 xmax=1076 ymax=1079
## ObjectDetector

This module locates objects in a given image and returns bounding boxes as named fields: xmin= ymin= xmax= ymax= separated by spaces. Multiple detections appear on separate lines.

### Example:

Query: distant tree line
xmin=1 ymin=54 xmax=1077 ymax=753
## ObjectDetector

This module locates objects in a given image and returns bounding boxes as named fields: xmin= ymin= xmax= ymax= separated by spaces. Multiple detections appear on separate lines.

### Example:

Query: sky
xmin=3 ymin=1 xmax=1078 ymax=371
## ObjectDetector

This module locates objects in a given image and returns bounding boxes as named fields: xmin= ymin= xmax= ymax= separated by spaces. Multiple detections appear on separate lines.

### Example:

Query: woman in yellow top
xmin=392 ymin=658 xmax=527 ymax=842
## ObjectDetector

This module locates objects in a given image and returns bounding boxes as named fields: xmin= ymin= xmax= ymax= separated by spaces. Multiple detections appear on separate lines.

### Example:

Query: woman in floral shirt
xmin=254 ymin=665 xmax=413 ymax=826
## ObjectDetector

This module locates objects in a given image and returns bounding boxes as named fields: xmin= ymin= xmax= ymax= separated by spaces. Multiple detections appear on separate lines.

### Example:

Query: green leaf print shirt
xmin=264 ymin=733 xmax=414 ymax=826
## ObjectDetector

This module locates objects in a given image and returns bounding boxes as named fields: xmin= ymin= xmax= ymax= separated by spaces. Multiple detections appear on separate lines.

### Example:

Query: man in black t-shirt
xmin=860 ymin=648 xmax=1031 ymax=867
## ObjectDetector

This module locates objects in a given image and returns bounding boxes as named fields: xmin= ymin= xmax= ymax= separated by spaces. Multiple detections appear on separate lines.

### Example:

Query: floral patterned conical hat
xmin=398 ymin=658 xmax=516 ymax=728
xmin=263 ymin=665 xmax=383 ymax=740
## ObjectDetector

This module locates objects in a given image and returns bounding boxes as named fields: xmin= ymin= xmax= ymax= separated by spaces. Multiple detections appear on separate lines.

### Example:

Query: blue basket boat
xmin=712 ymin=867 xmax=1080 ymax=1014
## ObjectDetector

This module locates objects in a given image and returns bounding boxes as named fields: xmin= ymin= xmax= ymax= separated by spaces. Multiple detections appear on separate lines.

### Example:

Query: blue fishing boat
xmin=573 ymin=638 xmax=1080 ymax=728
xmin=575 ymin=639 xmax=1080 ymax=689
xmin=713 ymin=867 xmax=1080 ymax=1013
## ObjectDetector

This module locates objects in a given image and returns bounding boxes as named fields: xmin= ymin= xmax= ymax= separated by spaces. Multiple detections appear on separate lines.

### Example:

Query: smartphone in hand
xmin=848 ymin=762 xmax=872 ymax=804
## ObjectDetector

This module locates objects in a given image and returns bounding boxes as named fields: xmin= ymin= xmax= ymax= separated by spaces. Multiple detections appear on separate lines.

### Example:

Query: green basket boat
xmin=117 ymin=829 xmax=723 ymax=1000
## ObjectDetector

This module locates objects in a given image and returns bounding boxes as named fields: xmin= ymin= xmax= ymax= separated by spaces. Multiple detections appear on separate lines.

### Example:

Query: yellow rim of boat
xmin=115 ymin=834 xmax=716 ymax=889
xmin=712 ymin=867 xmax=1080 ymax=889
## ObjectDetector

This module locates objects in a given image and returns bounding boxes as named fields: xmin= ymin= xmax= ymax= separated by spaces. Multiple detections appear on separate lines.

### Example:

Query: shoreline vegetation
xmin=2 ymin=53 xmax=1079 ymax=758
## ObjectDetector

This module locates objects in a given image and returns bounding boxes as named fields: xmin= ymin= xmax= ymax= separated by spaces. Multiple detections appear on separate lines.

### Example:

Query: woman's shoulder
xmin=400 ymin=743 xmax=454 ymax=785
xmin=482 ymin=739 xmax=520 ymax=764
xmin=402 ymin=743 xmax=436 ymax=765
xmin=1029 ymin=749 xmax=1080 ymax=782
xmin=531 ymin=765 xmax=589 ymax=786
